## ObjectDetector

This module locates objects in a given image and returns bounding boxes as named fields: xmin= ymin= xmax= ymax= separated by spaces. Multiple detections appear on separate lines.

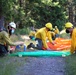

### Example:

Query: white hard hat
xmin=9 ymin=22 xmax=16 ymax=29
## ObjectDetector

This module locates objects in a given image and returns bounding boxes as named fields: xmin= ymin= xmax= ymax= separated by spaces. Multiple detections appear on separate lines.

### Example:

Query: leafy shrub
xmin=15 ymin=27 xmax=31 ymax=35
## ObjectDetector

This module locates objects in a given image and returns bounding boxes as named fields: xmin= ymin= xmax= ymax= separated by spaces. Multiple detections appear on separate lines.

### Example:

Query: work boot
xmin=27 ymin=43 xmax=33 ymax=49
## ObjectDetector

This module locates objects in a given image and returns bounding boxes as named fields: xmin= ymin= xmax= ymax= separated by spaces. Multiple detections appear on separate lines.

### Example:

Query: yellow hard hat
xmin=65 ymin=22 xmax=73 ymax=28
xmin=45 ymin=23 xmax=52 ymax=30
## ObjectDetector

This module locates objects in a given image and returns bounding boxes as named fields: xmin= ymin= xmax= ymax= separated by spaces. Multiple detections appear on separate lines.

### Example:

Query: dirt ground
xmin=0 ymin=35 xmax=66 ymax=75
xmin=16 ymin=56 xmax=65 ymax=75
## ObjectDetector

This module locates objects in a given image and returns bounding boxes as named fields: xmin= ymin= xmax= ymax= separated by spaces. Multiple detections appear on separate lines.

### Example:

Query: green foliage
xmin=0 ymin=0 xmax=15 ymax=21
xmin=0 ymin=0 xmax=72 ymax=30
xmin=15 ymin=27 xmax=31 ymax=35
xmin=22 ymin=0 xmax=68 ymax=30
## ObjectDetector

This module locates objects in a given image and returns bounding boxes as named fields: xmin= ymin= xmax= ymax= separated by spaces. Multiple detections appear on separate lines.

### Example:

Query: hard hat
xmin=45 ymin=23 xmax=52 ymax=30
xmin=9 ymin=22 xmax=16 ymax=29
xmin=65 ymin=22 xmax=73 ymax=28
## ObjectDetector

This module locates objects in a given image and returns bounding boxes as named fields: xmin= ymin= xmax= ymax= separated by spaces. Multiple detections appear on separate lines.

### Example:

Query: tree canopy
xmin=0 ymin=0 xmax=76 ymax=30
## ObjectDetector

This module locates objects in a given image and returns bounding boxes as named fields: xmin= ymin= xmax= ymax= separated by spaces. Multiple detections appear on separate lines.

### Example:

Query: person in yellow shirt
xmin=65 ymin=22 xmax=76 ymax=54
xmin=54 ymin=26 xmax=60 ymax=38
xmin=29 ymin=29 xmax=37 ymax=40
xmin=27 ymin=22 xmax=55 ymax=50
xmin=0 ymin=22 xmax=24 ymax=56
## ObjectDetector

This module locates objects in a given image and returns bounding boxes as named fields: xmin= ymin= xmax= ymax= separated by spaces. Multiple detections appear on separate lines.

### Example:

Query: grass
xmin=0 ymin=56 xmax=27 ymax=75
xmin=65 ymin=54 xmax=76 ymax=75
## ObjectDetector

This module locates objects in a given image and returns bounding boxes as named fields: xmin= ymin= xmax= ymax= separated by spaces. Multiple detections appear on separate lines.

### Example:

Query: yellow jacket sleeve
xmin=71 ymin=28 xmax=76 ymax=53
xmin=54 ymin=28 xmax=59 ymax=34
xmin=40 ymin=31 xmax=48 ymax=48
xmin=51 ymin=32 xmax=55 ymax=37
xmin=47 ymin=31 xmax=53 ymax=43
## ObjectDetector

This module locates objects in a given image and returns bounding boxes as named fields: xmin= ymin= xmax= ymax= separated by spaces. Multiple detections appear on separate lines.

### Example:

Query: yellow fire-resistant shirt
xmin=35 ymin=27 xmax=53 ymax=48
xmin=51 ymin=32 xmax=55 ymax=37
xmin=54 ymin=28 xmax=59 ymax=34
xmin=71 ymin=28 xmax=76 ymax=53
xmin=0 ymin=31 xmax=18 ymax=46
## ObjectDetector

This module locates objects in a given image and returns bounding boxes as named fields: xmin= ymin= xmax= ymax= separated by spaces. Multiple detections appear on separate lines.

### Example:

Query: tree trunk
xmin=0 ymin=5 xmax=4 ymax=31
xmin=68 ymin=6 xmax=73 ymax=23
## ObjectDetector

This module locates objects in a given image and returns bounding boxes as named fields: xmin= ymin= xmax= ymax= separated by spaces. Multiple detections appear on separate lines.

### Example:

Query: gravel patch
xmin=16 ymin=57 xmax=65 ymax=75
